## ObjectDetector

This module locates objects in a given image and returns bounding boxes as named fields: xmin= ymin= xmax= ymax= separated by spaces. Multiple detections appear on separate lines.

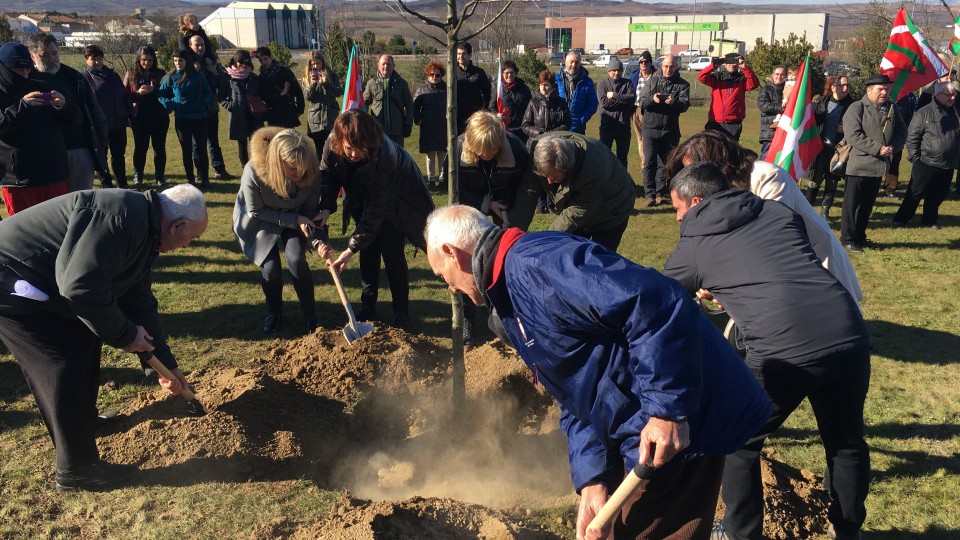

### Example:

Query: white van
xmin=592 ymin=54 xmax=618 ymax=67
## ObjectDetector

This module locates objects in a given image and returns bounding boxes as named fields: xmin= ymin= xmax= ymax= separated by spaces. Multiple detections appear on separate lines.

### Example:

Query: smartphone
xmin=40 ymin=92 xmax=52 ymax=106
xmin=658 ymin=93 xmax=669 ymax=101
xmin=312 ymin=67 xmax=320 ymax=79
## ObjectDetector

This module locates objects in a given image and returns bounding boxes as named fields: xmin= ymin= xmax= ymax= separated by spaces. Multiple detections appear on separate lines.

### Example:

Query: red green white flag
xmin=950 ymin=15 xmax=960 ymax=55
xmin=880 ymin=7 xmax=948 ymax=102
xmin=763 ymin=54 xmax=822 ymax=183
xmin=341 ymin=43 xmax=364 ymax=113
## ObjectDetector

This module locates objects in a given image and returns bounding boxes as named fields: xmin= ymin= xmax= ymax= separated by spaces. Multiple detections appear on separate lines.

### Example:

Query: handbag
xmin=829 ymin=140 xmax=852 ymax=174
xmin=246 ymin=94 xmax=269 ymax=120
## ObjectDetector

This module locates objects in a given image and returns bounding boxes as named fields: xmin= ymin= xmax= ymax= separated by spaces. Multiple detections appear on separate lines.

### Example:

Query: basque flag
xmin=341 ymin=43 xmax=364 ymax=112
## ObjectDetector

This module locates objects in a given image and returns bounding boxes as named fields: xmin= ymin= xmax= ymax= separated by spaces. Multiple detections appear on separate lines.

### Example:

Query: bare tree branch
xmin=383 ymin=0 xmax=448 ymax=47
xmin=461 ymin=1 xmax=514 ymax=43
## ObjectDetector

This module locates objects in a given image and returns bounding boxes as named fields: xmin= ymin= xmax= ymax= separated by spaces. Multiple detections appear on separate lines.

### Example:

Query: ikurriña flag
xmin=880 ymin=7 xmax=948 ymax=102
xmin=950 ymin=14 xmax=960 ymax=55
xmin=495 ymin=54 xmax=506 ymax=123
xmin=763 ymin=53 xmax=822 ymax=183
xmin=341 ymin=43 xmax=364 ymax=113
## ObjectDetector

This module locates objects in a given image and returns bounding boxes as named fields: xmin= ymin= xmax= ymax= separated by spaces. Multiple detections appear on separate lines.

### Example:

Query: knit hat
xmin=607 ymin=57 xmax=624 ymax=71
xmin=0 ymin=42 xmax=33 ymax=70
xmin=639 ymin=51 xmax=653 ymax=63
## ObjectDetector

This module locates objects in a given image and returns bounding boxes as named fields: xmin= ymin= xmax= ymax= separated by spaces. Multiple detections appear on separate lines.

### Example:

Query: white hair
xmin=424 ymin=205 xmax=496 ymax=257
xmin=934 ymin=81 xmax=955 ymax=95
xmin=158 ymin=183 xmax=207 ymax=223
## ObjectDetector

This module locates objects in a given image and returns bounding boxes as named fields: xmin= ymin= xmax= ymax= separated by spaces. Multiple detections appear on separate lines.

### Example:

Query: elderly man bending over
xmin=425 ymin=204 xmax=769 ymax=539
xmin=0 ymin=185 xmax=208 ymax=492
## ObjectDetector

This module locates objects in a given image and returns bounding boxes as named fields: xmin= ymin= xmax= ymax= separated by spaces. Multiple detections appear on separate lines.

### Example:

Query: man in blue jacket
xmin=663 ymin=162 xmax=871 ymax=540
xmin=425 ymin=204 xmax=770 ymax=540
xmin=555 ymin=51 xmax=598 ymax=134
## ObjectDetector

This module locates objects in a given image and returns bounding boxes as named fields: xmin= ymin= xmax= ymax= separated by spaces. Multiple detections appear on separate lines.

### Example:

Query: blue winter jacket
xmin=481 ymin=229 xmax=770 ymax=492
xmin=157 ymin=70 xmax=213 ymax=121
xmin=555 ymin=68 xmax=598 ymax=134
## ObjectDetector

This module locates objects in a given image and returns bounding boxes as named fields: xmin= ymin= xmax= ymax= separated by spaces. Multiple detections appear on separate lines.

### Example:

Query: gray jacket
xmin=233 ymin=128 xmax=323 ymax=266
xmin=906 ymin=100 xmax=960 ymax=170
xmin=842 ymin=95 xmax=907 ymax=178
xmin=304 ymin=68 xmax=342 ymax=134
xmin=363 ymin=72 xmax=413 ymax=139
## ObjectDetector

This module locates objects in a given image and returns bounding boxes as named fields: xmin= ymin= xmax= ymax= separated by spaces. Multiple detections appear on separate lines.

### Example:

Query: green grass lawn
xmin=0 ymin=55 xmax=958 ymax=539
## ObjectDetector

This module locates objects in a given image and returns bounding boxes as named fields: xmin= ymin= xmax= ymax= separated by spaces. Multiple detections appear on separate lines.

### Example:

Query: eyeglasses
xmin=639 ymin=60 xmax=650 ymax=64
xmin=834 ymin=83 xmax=850 ymax=87
xmin=428 ymin=73 xmax=442 ymax=77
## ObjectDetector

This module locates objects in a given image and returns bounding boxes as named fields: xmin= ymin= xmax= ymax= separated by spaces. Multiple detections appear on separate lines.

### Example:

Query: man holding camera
xmin=638 ymin=55 xmax=690 ymax=206
xmin=698 ymin=52 xmax=759 ymax=141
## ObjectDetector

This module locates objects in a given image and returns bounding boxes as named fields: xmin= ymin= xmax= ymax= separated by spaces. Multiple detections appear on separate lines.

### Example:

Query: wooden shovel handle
xmin=144 ymin=355 xmax=196 ymax=401
xmin=586 ymin=448 xmax=657 ymax=535
xmin=326 ymin=254 xmax=360 ymax=330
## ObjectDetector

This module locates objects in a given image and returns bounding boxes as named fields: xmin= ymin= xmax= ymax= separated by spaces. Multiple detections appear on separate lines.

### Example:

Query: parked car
xmin=677 ymin=49 xmax=703 ymax=57
xmin=589 ymin=48 xmax=609 ymax=55
xmin=592 ymin=54 xmax=618 ymax=67
xmin=615 ymin=47 xmax=634 ymax=55
xmin=548 ymin=52 xmax=565 ymax=66
xmin=824 ymin=60 xmax=861 ymax=76
xmin=687 ymin=56 xmax=714 ymax=71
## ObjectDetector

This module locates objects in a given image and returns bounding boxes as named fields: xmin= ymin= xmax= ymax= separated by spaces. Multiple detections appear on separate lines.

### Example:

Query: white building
xmin=200 ymin=2 xmax=323 ymax=50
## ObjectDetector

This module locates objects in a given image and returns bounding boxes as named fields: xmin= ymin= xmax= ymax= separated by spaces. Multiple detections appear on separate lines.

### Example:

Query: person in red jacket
xmin=698 ymin=52 xmax=760 ymax=141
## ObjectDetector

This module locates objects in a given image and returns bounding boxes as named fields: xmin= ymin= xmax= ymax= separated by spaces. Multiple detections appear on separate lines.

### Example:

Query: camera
xmin=658 ymin=93 xmax=669 ymax=100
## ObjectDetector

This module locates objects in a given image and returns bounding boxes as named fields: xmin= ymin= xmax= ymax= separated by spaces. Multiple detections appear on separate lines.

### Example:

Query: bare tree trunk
xmin=446 ymin=4 xmax=465 ymax=415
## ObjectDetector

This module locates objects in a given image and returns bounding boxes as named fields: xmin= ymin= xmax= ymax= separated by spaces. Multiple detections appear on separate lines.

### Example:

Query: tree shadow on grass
xmin=863 ymin=525 xmax=960 ymax=539
xmin=866 ymin=320 xmax=960 ymax=364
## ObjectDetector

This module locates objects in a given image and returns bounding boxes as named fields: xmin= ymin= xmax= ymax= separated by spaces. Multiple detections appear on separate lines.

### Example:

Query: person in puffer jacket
xmin=158 ymin=48 xmax=214 ymax=190
xmin=424 ymin=204 xmax=769 ymax=540
xmin=81 ymin=44 xmax=133 ymax=188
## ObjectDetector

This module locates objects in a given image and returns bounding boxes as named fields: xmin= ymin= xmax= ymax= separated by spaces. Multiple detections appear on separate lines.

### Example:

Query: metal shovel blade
xmin=343 ymin=320 xmax=375 ymax=345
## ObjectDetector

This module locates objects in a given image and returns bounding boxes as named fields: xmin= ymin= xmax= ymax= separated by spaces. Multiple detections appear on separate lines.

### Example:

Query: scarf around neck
xmin=227 ymin=64 xmax=252 ymax=80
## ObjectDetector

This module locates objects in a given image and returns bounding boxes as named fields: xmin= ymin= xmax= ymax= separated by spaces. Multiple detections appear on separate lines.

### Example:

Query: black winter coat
xmin=639 ymin=71 xmax=691 ymax=138
xmin=489 ymin=78 xmax=532 ymax=136
xmin=259 ymin=63 xmax=304 ymax=128
xmin=455 ymin=63 xmax=491 ymax=133
xmin=318 ymin=136 xmax=434 ymax=252
xmin=413 ymin=80 xmax=447 ymax=153
xmin=906 ymin=100 xmax=960 ymax=170
xmin=221 ymin=75 xmax=263 ymax=140
xmin=521 ymin=89 xmax=570 ymax=140
xmin=0 ymin=63 xmax=81 ymax=187
xmin=758 ymin=82 xmax=785 ymax=142
xmin=82 ymin=66 xmax=133 ymax=130
xmin=663 ymin=190 xmax=869 ymax=366
xmin=596 ymin=76 xmax=636 ymax=129
xmin=124 ymin=66 xmax=167 ymax=121
xmin=456 ymin=131 xmax=530 ymax=215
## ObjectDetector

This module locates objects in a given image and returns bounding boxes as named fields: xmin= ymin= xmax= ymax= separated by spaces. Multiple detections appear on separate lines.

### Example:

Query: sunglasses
xmin=639 ymin=59 xmax=650 ymax=64
xmin=428 ymin=72 xmax=442 ymax=77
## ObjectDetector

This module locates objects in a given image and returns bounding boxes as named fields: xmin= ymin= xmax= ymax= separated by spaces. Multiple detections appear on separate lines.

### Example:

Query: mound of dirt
xmin=97 ymin=328 xmax=829 ymax=537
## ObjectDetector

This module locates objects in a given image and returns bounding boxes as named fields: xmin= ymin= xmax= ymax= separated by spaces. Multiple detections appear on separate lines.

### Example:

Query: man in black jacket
xmin=28 ymin=33 xmax=108 ymax=192
xmin=0 ymin=41 xmax=80 ymax=214
xmin=638 ymin=55 xmax=690 ymax=206
xmin=596 ymin=57 xmax=635 ymax=168
xmin=454 ymin=42 xmax=491 ymax=135
xmin=0 ymin=185 xmax=208 ymax=492
xmin=663 ymin=162 xmax=871 ymax=540
xmin=892 ymin=81 xmax=959 ymax=228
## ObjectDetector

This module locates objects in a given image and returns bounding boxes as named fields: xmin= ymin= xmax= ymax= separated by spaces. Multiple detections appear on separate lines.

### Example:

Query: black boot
xmin=821 ymin=205 xmax=830 ymax=219
xmin=155 ymin=174 xmax=166 ymax=187
xmin=55 ymin=460 xmax=139 ymax=492
xmin=99 ymin=172 xmax=114 ymax=188
xmin=132 ymin=171 xmax=143 ymax=187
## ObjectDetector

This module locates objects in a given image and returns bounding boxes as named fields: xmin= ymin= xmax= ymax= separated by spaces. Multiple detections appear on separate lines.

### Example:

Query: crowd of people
xmin=0 ymin=30 xmax=955 ymax=540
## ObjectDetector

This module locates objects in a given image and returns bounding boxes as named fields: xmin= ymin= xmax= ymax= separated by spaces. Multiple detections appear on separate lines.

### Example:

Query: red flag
xmin=341 ymin=44 xmax=364 ymax=113
xmin=764 ymin=54 xmax=822 ymax=183
xmin=495 ymin=55 xmax=508 ymax=126
xmin=880 ymin=7 xmax=948 ymax=102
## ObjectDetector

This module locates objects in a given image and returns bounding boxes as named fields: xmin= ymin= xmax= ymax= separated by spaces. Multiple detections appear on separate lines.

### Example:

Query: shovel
xmin=139 ymin=353 xmax=207 ymax=416
xmin=586 ymin=444 xmax=657 ymax=537
xmin=326 ymin=255 xmax=375 ymax=345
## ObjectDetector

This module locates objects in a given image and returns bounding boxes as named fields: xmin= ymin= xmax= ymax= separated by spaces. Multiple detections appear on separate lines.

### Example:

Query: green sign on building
xmin=628 ymin=22 xmax=728 ymax=32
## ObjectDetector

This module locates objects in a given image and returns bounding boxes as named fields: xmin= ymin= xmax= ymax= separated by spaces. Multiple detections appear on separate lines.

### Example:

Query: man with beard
xmin=555 ymin=51 xmax=598 ymax=134
xmin=27 ymin=33 xmax=107 ymax=192
xmin=638 ymin=55 xmax=690 ymax=207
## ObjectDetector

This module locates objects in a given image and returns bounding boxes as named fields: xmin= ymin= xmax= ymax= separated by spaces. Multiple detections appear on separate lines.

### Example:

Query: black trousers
xmin=705 ymin=120 xmax=743 ymax=141
xmin=805 ymin=144 xmax=842 ymax=210
xmin=131 ymin=113 xmax=169 ymax=179
xmin=575 ymin=218 xmax=629 ymax=252
xmin=359 ymin=220 xmax=409 ymax=316
xmin=721 ymin=347 xmax=871 ymax=540
xmin=599 ymin=123 xmax=632 ymax=168
xmin=309 ymin=130 xmax=330 ymax=157
xmin=840 ymin=175 xmax=881 ymax=246
xmin=0 ymin=295 xmax=102 ymax=470
xmin=641 ymin=131 xmax=679 ymax=201
xmin=893 ymin=160 xmax=952 ymax=226
xmin=193 ymin=111 xmax=225 ymax=173
xmin=260 ymin=228 xmax=316 ymax=320
xmin=175 ymin=117 xmax=209 ymax=184
xmin=236 ymin=138 xmax=250 ymax=167
xmin=105 ymin=128 xmax=128 ymax=186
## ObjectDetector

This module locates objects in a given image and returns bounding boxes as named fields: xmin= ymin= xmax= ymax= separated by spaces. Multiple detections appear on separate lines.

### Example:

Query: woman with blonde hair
xmin=302 ymin=51 xmax=342 ymax=155
xmin=454 ymin=110 xmax=531 ymax=345
xmin=233 ymin=127 xmax=324 ymax=334
xmin=178 ymin=13 xmax=216 ymax=63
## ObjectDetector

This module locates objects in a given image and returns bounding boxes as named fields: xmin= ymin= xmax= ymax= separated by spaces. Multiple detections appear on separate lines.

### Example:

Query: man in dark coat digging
xmin=0 ymin=184 xmax=208 ymax=492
